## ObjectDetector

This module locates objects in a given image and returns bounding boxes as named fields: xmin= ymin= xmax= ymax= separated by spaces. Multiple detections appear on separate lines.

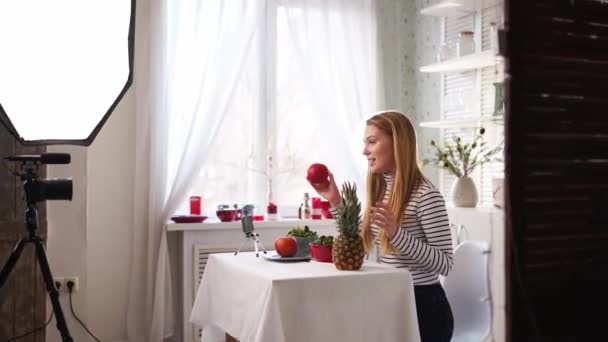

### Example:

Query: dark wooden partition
xmin=506 ymin=0 xmax=608 ymax=340
xmin=0 ymin=127 xmax=47 ymax=341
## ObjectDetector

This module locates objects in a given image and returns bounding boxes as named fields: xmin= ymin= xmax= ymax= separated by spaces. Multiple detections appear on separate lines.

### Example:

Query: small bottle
xmin=303 ymin=192 xmax=312 ymax=219
xmin=298 ymin=203 xmax=303 ymax=219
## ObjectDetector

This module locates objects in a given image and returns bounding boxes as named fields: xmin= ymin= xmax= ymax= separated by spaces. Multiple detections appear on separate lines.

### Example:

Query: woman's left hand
xmin=371 ymin=202 xmax=400 ymax=239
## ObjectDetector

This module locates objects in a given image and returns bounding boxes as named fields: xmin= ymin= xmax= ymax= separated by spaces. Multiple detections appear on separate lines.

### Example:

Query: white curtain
xmin=273 ymin=0 xmax=382 ymax=205
xmin=129 ymin=0 xmax=382 ymax=341
xmin=129 ymin=1 xmax=264 ymax=341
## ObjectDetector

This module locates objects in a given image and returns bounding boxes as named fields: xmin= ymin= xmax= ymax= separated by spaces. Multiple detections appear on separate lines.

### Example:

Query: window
xmin=174 ymin=1 xmax=379 ymax=217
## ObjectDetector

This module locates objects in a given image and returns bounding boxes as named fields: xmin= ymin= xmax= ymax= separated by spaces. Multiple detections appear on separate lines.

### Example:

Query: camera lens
xmin=26 ymin=178 xmax=73 ymax=202
xmin=40 ymin=179 xmax=73 ymax=201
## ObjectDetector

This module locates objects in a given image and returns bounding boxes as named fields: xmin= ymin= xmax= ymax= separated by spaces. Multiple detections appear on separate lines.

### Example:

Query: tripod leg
xmin=234 ymin=237 xmax=249 ymax=256
xmin=34 ymin=238 xmax=73 ymax=342
xmin=0 ymin=238 xmax=27 ymax=290
xmin=253 ymin=236 xmax=259 ymax=257
xmin=255 ymin=234 xmax=267 ymax=254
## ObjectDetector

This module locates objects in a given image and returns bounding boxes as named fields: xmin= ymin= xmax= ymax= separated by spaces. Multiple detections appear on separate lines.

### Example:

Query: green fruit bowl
xmin=292 ymin=237 xmax=317 ymax=257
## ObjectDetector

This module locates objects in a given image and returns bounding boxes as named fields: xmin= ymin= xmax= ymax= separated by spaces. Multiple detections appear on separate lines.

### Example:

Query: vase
xmin=451 ymin=176 xmax=478 ymax=207
xmin=293 ymin=237 xmax=316 ymax=257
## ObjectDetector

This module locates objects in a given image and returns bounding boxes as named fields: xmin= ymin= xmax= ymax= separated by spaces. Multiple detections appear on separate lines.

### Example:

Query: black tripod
xmin=0 ymin=170 xmax=73 ymax=341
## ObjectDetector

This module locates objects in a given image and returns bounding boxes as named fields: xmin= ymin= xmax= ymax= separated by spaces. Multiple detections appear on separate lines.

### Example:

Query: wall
xmin=46 ymin=145 xmax=89 ymax=342
xmin=85 ymin=90 xmax=135 ymax=341
xmin=46 ymin=89 xmax=135 ymax=342
xmin=414 ymin=0 xmax=442 ymax=185
xmin=378 ymin=0 xmax=441 ymax=186
xmin=377 ymin=0 xmax=411 ymax=112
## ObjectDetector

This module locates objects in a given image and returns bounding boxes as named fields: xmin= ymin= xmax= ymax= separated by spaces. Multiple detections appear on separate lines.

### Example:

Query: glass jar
xmin=189 ymin=196 xmax=202 ymax=215
xmin=456 ymin=31 xmax=475 ymax=57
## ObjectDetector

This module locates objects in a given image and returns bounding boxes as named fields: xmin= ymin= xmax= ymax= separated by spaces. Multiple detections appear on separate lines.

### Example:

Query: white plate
xmin=262 ymin=254 xmax=311 ymax=262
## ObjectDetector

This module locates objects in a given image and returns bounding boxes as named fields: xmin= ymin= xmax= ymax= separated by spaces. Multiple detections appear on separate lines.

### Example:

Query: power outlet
xmin=64 ymin=276 xmax=79 ymax=292
xmin=53 ymin=276 xmax=79 ymax=292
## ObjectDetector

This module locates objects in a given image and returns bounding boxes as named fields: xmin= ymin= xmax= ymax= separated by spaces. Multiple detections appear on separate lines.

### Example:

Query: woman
xmin=309 ymin=111 xmax=454 ymax=342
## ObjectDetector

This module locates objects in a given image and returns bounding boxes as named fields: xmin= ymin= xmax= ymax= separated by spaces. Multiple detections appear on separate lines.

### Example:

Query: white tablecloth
xmin=190 ymin=251 xmax=421 ymax=342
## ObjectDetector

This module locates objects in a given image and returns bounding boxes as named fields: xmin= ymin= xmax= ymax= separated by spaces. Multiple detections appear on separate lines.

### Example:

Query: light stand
xmin=0 ymin=158 xmax=73 ymax=341
xmin=234 ymin=215 xmax=267 ymax=257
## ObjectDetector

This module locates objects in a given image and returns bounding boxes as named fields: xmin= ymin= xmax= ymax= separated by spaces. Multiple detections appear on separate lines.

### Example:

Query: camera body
xmin=240 ymin=204 xmax=256 ymax=236
xmin=5 ymin=153 xmax=73 ymax=203
xmin=235 ymin=204 xmax=267 ymax=257
xmin=241 ymin=216 xmax=254 ymax=235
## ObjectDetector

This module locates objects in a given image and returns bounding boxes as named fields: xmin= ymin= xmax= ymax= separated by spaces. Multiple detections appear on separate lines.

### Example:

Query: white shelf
xmin=420 ymin=51 xmax=501 ymax=73
xmin=419 ymin=115 xmax=503 ymax=128
xmin=420 ymin=0 xmax=476 ymax=17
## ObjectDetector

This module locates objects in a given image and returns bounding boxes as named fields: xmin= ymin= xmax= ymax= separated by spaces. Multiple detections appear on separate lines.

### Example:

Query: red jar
xmin=189 ymin=196 xmax=202 ymax=215
xmin=311 ymin=197 xmax=322 ymax=220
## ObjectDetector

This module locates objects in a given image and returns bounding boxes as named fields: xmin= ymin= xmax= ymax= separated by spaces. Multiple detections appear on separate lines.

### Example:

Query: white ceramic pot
xmin=451 ymin=176 xmax=478 ymax=207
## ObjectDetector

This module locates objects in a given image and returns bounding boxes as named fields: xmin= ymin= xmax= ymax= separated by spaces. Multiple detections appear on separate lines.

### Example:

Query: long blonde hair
xmin=361 ymin=111 xmax=424 ymax=255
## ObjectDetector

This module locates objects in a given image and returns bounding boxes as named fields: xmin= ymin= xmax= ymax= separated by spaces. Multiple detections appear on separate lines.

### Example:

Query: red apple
xmin=306 ymin=163 xmax=329 ymax=185
xmin=274 ymin=237 xmax=297 ymax=257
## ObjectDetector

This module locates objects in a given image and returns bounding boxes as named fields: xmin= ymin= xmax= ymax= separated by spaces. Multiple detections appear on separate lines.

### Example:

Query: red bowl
xmin=216 ymin=209 xmax=242 ymax=222
xmin=309 ymin=243 xmax=333 ymax=262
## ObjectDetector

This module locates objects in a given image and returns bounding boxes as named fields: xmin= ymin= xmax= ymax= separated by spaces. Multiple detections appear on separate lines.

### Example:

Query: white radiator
xmin=192 ymin=245 xmax=253 ymax=342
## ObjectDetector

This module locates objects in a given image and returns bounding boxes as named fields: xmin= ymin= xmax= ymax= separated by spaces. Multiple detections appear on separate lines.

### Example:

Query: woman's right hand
xmin=308 ymin=172 xmax=341 ymax=208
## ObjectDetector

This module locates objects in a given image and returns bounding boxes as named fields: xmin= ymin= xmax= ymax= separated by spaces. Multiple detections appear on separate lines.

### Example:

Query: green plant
xmin=287 ymin=225 xmax=318 ymax=239
xmin=315 ymin=235 xmax=334 ymax=247
xmin=422 ymin=128 xmax=503 ymax=178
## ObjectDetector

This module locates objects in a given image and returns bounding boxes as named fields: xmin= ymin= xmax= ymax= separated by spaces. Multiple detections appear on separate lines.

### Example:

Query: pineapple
xmin=332 ymin=181 xmax=365 ymax=270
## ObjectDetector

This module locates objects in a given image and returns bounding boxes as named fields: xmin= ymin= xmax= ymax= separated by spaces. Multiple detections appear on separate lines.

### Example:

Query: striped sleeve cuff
xmin=389 ymin=228 xmax=413 ymax=254
xmin=329 ymin=206 xmax=340 ymax=220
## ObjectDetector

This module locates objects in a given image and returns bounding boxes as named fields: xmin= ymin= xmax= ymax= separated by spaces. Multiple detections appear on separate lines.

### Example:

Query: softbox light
xmin=0 ymin=0 xmax=135 ymax=146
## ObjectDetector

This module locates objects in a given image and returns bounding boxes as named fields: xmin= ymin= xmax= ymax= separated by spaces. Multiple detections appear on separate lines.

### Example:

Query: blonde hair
xmin=361 ymin=111 xmax=424 ymax=255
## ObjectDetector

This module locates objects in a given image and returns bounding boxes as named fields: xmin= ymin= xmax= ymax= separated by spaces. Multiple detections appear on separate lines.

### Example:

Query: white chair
xmin=443 ymin=240 xmax=492 ymax=342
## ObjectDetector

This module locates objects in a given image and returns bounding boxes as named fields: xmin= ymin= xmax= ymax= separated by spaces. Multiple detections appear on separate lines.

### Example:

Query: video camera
xmin=3 ymin=153 xmax=73 ymax=203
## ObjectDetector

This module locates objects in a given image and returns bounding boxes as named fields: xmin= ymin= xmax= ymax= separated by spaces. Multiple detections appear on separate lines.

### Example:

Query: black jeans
xmin=414 ymin=283 xmax=454 ymax=342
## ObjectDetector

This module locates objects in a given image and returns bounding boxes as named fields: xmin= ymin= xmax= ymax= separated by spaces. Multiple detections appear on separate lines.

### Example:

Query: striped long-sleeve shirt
xmin=333 ymin=173 xmax=454 ymax=285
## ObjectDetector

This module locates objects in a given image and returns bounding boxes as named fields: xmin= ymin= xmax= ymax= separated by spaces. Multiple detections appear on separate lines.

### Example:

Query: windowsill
xmin=167 ymin=218 xmax=337 ymax=232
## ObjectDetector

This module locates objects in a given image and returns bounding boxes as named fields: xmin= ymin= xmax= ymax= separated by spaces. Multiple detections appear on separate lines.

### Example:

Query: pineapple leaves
xmin=336 ymin=181 xmax=362 ymax=235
